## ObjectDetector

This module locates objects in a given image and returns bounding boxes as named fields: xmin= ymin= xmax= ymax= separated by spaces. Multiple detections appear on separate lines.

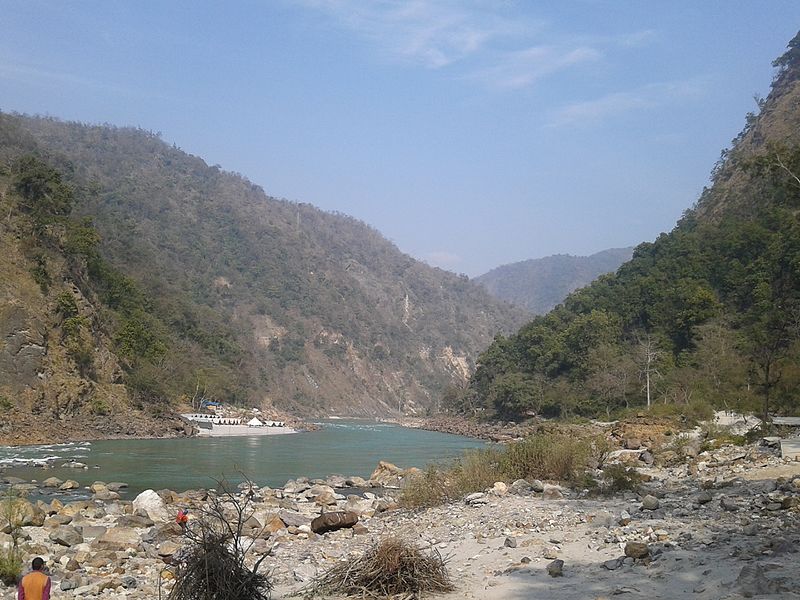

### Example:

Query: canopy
xmin=247 ymin=417 xmax=263 ymax=427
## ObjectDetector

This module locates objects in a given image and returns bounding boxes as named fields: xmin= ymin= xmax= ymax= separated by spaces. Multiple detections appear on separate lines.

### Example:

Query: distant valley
xmin=475 ymin=248 xmax=634 ymax=315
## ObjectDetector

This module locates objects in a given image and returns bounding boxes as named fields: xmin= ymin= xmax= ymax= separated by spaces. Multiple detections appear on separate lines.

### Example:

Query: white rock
xmin=132 ymin=490 xmax=170 ymax=522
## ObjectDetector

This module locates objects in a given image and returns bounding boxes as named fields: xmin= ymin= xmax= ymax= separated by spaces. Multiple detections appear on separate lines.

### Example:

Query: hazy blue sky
xmin=2 ymin=2 xmax=799 ymax=276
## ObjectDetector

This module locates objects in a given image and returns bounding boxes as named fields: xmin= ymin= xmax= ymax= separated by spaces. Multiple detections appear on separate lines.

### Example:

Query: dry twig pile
xmin=302 ymin=537 xmax=454 ymax=599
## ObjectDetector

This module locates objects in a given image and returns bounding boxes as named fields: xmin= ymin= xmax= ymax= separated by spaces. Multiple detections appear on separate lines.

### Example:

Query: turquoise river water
xmin=0 ymin=421 xmax=484 ymax=499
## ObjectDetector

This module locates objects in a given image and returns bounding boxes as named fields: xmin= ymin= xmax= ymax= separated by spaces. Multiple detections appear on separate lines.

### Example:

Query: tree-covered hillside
xmin=0 ymin=114 xmax=527 ymax=418
xmin=459 ymin=33 xmax=800 ymax=422
xmin=475 ymin=247 xmax=633 ymax=315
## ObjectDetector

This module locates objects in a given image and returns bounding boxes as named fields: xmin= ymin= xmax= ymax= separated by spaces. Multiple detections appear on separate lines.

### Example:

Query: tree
xmin=635 ymin=334 xmax=663 ymax=409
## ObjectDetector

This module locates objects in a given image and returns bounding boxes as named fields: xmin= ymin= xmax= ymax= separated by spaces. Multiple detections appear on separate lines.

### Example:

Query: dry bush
xmin=448 ymin=447 xmax=504 ymax=496
xmin=167 ymin=478 xmax=272 ymax=600
xmin=400 ymin=466 xmax=449 ymax=509
xmin=303 ymin=537 xmax=454 ymax=599
xmin=499 ymin=434 xmax=589 ymax=482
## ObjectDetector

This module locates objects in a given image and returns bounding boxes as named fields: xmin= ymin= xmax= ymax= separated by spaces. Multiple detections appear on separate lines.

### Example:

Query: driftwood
xmin=310 ymin=511 xmax=358 ymax=534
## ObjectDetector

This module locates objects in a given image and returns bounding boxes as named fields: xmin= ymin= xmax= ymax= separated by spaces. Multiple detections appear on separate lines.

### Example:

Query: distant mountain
xmin=474 ymin=248 xmax=634 ymax=314
xmin=0 ymin=113 xmax=527 ymax=430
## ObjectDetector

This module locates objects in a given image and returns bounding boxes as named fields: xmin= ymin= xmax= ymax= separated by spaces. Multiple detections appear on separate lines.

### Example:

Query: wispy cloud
xmin=298 ymin=0 xmax=524 ymax=68
xmin=547 ymin=78 xmax=709 ymax=127
xmin=468 ymin=45 xmax=601 ymax=90
xmin=295 ymin=1 xmax=648 ymax=90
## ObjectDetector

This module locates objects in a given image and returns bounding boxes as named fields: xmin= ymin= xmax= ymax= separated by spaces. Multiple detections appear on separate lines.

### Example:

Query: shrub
xmin=55 ymin=291 xmax=79 ymax=318
xmin=0 ymin=549 xmax=21 ymax=586
xmin=448 ymin=447 xmax=504 ymax=496
xmin=500 ymin=434 xmax=589 ymax=483
xmin=701 ymin=423 xmax=747 ymax=450
xmin=400 ymin=465 xmax=449 ymax=509
xmin=599 ymin=464 xmax=644 ymax=494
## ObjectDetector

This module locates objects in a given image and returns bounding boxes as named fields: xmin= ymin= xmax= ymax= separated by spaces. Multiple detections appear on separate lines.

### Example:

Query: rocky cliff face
xmin=0 ymin=178 xmax=187 ymax=444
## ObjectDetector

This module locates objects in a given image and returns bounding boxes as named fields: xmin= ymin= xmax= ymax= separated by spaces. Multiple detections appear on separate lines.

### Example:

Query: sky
xmin=2 ymin=1 xmax=800 ymax=276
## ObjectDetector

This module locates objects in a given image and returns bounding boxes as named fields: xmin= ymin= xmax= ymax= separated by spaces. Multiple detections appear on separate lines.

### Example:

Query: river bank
xmin=0 ymin=433 xmax=798 ymax=599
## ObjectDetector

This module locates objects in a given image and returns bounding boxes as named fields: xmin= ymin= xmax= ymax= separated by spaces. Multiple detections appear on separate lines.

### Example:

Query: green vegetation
xmin=0 ymin=488 xmax=25 ymax=586
xmin=0 ymin=112 xmax=525 ymax=416
xmin=462 ymin=36 xmax=800 ymax=423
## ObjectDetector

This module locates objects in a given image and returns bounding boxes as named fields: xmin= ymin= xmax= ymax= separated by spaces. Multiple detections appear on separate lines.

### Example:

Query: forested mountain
xmin=457 ymin=33 xmax=800 ymax=422
xmin=475 ymin=248 xmax=634 ymax=314
xmin=0 ymin=114 xmax=527 ymax=427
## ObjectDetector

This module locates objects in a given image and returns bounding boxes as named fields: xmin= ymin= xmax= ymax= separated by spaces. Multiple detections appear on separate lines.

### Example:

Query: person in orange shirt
xmin=17 ymin=557 xmax=51 ymax=600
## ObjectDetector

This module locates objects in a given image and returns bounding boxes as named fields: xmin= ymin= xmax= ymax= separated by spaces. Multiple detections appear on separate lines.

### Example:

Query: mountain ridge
xmin=475 ymin=247 xmax=634 ymax=314
xmin=0 ymin=113 xmax=528 ymax=428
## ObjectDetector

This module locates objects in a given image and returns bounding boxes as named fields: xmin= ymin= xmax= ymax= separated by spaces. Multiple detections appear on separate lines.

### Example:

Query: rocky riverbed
xmin=0 ymin=441 xmax=799 ymax=599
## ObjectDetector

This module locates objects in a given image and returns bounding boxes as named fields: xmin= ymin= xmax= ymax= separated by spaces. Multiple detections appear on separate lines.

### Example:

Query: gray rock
xmin=603 ymin=557 xmax=624 ymax=570
xmin=465 ymin=492 xmax=488 ymax=505
xmin=736 ymin=565 xmax=787 ymax=597
xmin=696 ymin=491 xmax=713 ymax=505
xmin=510 ymin=479 xmax=534 ymax=495
xmin=49 ymin=525 xmax=83 ymax=547
xmin=529 ymin=479 xmax=545 ymax=493
xmin=278 ymin=509 xmax=311 ymax=527
xmin=641 ymin=495 xmax=660 ymax=510
xmin=720 ymin=497 xmax=739 ymax=512
xmin=546 ymin=559 xmax=564 ymax=577
xmin=504 ymin=536 xmax=517 ymax=548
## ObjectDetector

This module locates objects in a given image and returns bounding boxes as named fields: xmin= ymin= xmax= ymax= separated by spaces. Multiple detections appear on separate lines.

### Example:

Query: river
xmin=0 ymin=420 xmax=485 ymax=499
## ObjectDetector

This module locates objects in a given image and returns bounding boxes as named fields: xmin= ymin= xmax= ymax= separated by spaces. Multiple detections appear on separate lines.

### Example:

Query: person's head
xmin=31 ymin=557 xmax=44 ymax=571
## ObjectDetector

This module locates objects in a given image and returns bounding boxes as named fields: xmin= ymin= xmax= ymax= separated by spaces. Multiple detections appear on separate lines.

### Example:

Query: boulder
xmin=116 ymin=514 xmax=155 ymax=528
xmin=278 ymin=510 xmax=310 ymax=528
xmin=345 ymin=476 xmax=368 ymax=488
xmin=59 ymin=480 xmax=80 ymax=490
xmin=49 ymin=525 xmax=84 ymax=547
xmin=42 ymin=477 xmax=63 ymax=488
xmin=106 ymin=482 xmax=129 ymax=492
xmin=529 ymin=479 xmax=545 ymax=493
xmin=94 ymin=527 xmax=142 ymax=552
xmin=369 ymin=461 xmax=405 ymax=486
xmin=310 ymin=511 xmax=358 ymax=534
xmin=547 ymin=559 xmax=564 ymax=577
xmin=264 ymin=514 xmax=287 ymax=533
xmin=157 ymin=540 xmax=181 ymax=557
xmin=624 ymin=541 xmax=650 ymax=559
xmin=489 ymin=482 xmax=508 ymax=496
xmin=132 ymin=489 xmax=170 ymax=522
xmin=641 ymin=495 xmax=660 ymax=510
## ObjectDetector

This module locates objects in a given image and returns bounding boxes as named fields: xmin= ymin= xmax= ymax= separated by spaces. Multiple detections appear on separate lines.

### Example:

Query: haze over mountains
xmin=475 ymin=248 xmax=634 ymax=315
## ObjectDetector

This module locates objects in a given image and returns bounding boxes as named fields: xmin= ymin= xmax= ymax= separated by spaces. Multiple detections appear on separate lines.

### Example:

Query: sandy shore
xmin=195 ymin=425 xmax=298 ymax=437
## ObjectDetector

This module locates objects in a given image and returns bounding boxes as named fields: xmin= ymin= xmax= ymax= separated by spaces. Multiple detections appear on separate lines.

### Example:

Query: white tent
xmin=247 ymin=417 xmax=264 ymax=427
